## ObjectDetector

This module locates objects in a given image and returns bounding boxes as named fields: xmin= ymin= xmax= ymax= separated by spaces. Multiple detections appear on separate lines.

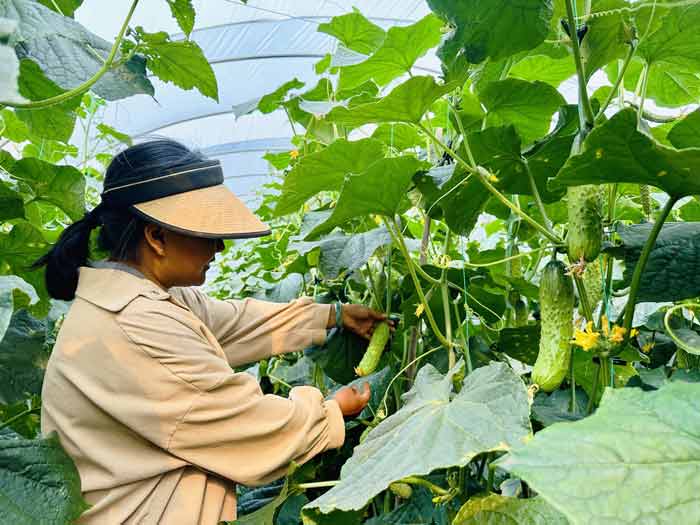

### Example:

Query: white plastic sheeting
xmin=75 ymin=0 xmax=438 ymax=205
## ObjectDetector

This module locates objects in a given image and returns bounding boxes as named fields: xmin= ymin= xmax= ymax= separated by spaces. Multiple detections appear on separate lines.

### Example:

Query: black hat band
xmin=100 ymin=160 xmax=224 ymax=207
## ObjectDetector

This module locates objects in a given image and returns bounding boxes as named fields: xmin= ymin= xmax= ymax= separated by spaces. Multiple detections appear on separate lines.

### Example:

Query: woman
xmin=36 ymin=139 xmax=388 ymax=524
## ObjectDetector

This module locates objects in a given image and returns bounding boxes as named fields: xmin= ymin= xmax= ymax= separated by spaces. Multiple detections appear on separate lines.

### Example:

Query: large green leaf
xmin=317 ymin=10 xmax=385 ymax=55
xmin=0 ymin=181 xmax=24 ymax=222
xmin=531 ymin=388 xmax=588 ymax=427
xmin=638 ymin=3 xmax=700 ymax=73
xmin=496 ymin=325 xmax=540 ymax=366
xmin=426 ymin=0 xmax=553 ymax=64
xmin=371 ymin=123 xmax=424 ymax=152
xmin=290 ymin=226 xmax=394 ymax=279
xmin=167 ymin=0 xmax=195 ymax=37
xmin=324 ymin=76 xmax=457 ymax=129
xmin=496 ymin=382 xmax=700 ymax=525
xmin=668 ymin=108 xmax=700 ymax=149
xmin=138 ymin=30 xmax=218 ymax=101
xmin=0 ymin=432 xmax=88 ymax=524
xmin=304 ymin=362 xmax=532 ymax=514
xmin=8 ymin=157 xmax=85 ymax=220
xmin=0 ymin=221 xmax=50 ymax=315
xmin=509 ymin=54 xmax=574 ymax=87
xmin=304 ymin=328 xmax=367 ymax=385
xmin=274 ymin=138 xmax=385 ymax=216
xmin=15 ymin=59 xmax=80 ymax=142
xmin=0 ymin=18 xmax=24 ymax=104
xmin=258 ymin=78 xmax=305 ymax=114
xmin=364 ymin=488 xmax=436 ymax=525
xmin=1 ymin=0 xmax=153 ymax=100
xmin=480 ymin=79 xmax=565 ymax=145
xmin=0 ymin=276 xmax=36 ymax=344
xmin=453 ymin=494 xmax=569 ymax=525
xmin=0 ymin=108 xmax=29 ymax=142
xmin=550 ymin=108 xmax=700 ymax=198
xmin=616 ymin=58 xmax=700 ymax=109
xmin=307 ymin=156 xmax=426 ymax=239
xmin=34 ymin=0 xmax=83 ymax=17
xmin=337 ymin=15 xmax=443 ymax=91
xmin=611 ymin=222 xmax=700 ymax=303
xmin=0 ymin=309 xmax=49 ymax=405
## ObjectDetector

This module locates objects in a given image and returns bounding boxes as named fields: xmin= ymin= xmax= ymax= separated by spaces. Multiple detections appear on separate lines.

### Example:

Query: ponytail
xmin=33 ymin=206 xmax=102 ymax=301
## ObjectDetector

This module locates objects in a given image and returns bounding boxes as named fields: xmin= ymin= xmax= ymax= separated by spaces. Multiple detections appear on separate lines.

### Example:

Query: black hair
xmin=33 ymin=138 xmax=206 ymax=301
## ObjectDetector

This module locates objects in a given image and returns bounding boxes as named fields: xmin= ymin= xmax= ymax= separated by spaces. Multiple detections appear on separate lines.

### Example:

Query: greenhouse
xmin=1 ymin=0 xmax=700 ymax=524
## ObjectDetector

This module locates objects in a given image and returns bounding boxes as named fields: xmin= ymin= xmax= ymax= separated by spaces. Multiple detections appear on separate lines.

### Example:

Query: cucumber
xmin=355 ymin=322 xmax=390 ymax=376
xmin=532 ymin=260 xmax=574 ymax=392
xmin=567 ymin=184 xmax=603 ymax=262
xmin=389 ymin=482 xmax=413 ymax=499
xmin=582 ymin=258 xmax=603 ymax=310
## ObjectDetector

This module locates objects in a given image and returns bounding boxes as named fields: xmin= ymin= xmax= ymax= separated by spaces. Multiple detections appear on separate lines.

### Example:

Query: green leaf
xmin=307 ymin=156 xmax=426 ymax=239
xmin=638 ymin=3 xmax=700 ymax=73
xmin=290 ymin=226 xmax=394 ymax=279
xmin=304 ymin=362 xmax=532 ymax=514
xmin=0 ymin=109 xmax=29 ymax=142
xmin=167 ymin=0 xmax=195 ymax=37
xmin=34 ymin=0 xmax=83 ymax=17
xmin=363 ymin=487 xmax=436 ymax=525
xmin=258 ymin=78 xmax=305 ymax=114
xmin=304 ymin=328 xmax=367 ymax=385
xmin=269 ymin=356 xmax=314 ymax=388
xmin=480 ymin=79 xmax=565 ymax=145
xmin=0 ymin=181 xmax=24 ymax=222
xmin=371 ymin=123 xmax=424 ymax=152
xmin=611 ymin=222 xmax=700 ymax=303
xmin=15 ymin=59 xmax=80 ymax=142
xmin=426 ymin=0 xmax=553 ymax=64
xmin=0 ymin=276 xmax=37 ymax=344
xmin=496 ymin=325 xmax=540 ymax=366
xmin=140 ymin=31 xmax=218 ymax=101
xmin=618 ymin=58 xmax=700 ymax=109
xmin=325 ymin=76 xmax=458 ymax=129
xmin=453 ymin=494 xmax=569 ymax=525
xmin=226 ymin=465 xmax=298 ymax=524
xmin=0 ymin=309 xmax=49 ymax=404
xmin=509 ymin=54 xmax=574 ymax=87
xmin=571 ymin=349 xmax=636 ymax=404
xmin=96 ymin=122 xmax=132 ymax=145
xmin=496 ymin=381 xmax=700 ymax=525
xmin=668 ymin=108 xmax=700 ymax=149
xmin=580 ymin=0 xmax=632 ymax=78
xmin=0 ymin=19 xmax=25 ymax=105
xmin=0 ymin=432 xmax=88 ymax=524
xmin=531 ymin=388 xmax=588 ymax=427
xmin=274 ymin=138 xmax=385 ymax=216
xmin=550 ymin=108 xmax=700 ymax=198
xmin=1 ymin=0 xmax=152 ymax=100
xmin=317 ymin=10 xmax=385 ymax=55
xmin=0 ymin=221 xmax=50 ymax=316
xmin=8 ymin=157 xmax=85 ymax=220
xmin=337 ymin=15 xmax=443 ymax=91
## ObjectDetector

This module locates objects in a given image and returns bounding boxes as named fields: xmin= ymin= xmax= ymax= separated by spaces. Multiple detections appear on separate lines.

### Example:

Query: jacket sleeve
xmin=117 ymin=299 xmax=345 ymax=486
xmin=170 ymin=287 xmax=331 ymax=368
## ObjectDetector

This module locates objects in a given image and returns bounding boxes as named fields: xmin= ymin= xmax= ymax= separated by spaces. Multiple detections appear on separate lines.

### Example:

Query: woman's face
xmin=141 ymin=224 xmax=225 ymax=288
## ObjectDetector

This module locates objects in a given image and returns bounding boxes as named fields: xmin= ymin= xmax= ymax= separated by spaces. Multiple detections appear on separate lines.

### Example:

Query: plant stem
xmin=0 ymin=407 xmax=40 ymax=431
xmin=597 ymin=42 xmax=637 ymax=118
xmin=565 ymin=0 xmax=595 ymax=131
xmin=406 ymin=216 xmax=431 ymax=385
xmin=637 ymin=62 xmax=651 ymax=126
xmin=586 ymin=362 xmax=600 ymax=414
xmin=417 ymin=123 xmax=563 ymax=245
xmin=487 ymin=457 xmax=496 ymax=493
xmin=2 ymin=0 xmax=140 ymax=108
xmin=383 ymin=217 xmax=454 ymax=349
xmin=442 ymin=277 xmax=455 ymax=368
xmin=296 ymin=480 xmax=340 ymax=490
xmin=401 ymin=476 xmax=449 ymax=496
xmin=524 ymin=160 xmax=552 ymax=231
xmin=569 ymin=349 xmax=577 ymax=413
xmin=574 ymin=274 xmax=594 ymax=322
xmin=622 ymin=196 xmax=678 ymax=333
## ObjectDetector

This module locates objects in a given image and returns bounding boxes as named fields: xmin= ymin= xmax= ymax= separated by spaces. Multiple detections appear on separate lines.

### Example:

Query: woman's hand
xmin=340 ymin=303 xmax=393 ymax=340
xmin=334 ymin=382 xmax=371 ymax=416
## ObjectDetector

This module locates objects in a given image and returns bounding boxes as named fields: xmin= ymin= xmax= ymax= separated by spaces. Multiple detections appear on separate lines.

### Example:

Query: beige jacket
xmin=41 ymin=266 xmax=345 ymax=524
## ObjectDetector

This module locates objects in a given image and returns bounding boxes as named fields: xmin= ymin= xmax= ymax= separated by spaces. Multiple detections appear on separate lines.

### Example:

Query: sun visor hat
xmin=100 ymin=160 xmax=271 ymax=239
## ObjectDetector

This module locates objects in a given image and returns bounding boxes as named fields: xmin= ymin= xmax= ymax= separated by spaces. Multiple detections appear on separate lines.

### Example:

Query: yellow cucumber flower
xmin=573 ymin=321 xmax=600 ymax=351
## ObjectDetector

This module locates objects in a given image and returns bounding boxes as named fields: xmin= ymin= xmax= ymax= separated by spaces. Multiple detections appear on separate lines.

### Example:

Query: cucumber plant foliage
xmin=3 ymin=1 xmax=700 ymax=524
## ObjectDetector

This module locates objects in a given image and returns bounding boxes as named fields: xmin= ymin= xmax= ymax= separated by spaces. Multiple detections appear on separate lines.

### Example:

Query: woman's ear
xmin=143 ymin=223 xmax=167 ymax=257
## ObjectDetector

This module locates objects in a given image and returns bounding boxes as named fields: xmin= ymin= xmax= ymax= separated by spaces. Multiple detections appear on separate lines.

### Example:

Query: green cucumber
xmin=582 ymin=258 xmax=603 ymax=310
xmin=389 ymin=482 xmax=413 ymax=499
xmin=567 ymin=184 xmax=603 ymax=262
xmin=532 ymin=260 xmax=574 ymax=392
xmin=355 ymin=322 xmax=390 ymax=376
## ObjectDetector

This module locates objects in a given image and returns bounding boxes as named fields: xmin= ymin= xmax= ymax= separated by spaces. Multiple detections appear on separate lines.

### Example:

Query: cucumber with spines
xmin=355 ymin=322 xmax=390 ymax=376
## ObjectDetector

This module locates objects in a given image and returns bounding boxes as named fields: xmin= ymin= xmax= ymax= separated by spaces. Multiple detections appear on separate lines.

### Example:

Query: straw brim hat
xmin=131 ymin=184 xmax=271 ymax=239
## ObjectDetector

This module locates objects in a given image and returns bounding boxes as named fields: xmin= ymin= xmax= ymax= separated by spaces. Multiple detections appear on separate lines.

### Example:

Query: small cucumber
xmin=355 ymin=322 xmax=390 ymax=376
xmin=389 ymin=482 xmax=413 ymax=499
xmin=532 ymin=260 xmax=574 ymax=392
xmin=567 ymin=184 xmax=603 ymax=262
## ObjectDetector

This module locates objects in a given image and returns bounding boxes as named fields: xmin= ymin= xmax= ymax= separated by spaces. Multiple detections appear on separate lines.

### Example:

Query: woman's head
xmin=34 ymin=139 xmax=262 ymax=300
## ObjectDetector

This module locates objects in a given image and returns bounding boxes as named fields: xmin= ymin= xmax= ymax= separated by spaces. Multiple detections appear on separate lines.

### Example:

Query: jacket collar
xmin=75 ymin=266 xmax=171 ymax=312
